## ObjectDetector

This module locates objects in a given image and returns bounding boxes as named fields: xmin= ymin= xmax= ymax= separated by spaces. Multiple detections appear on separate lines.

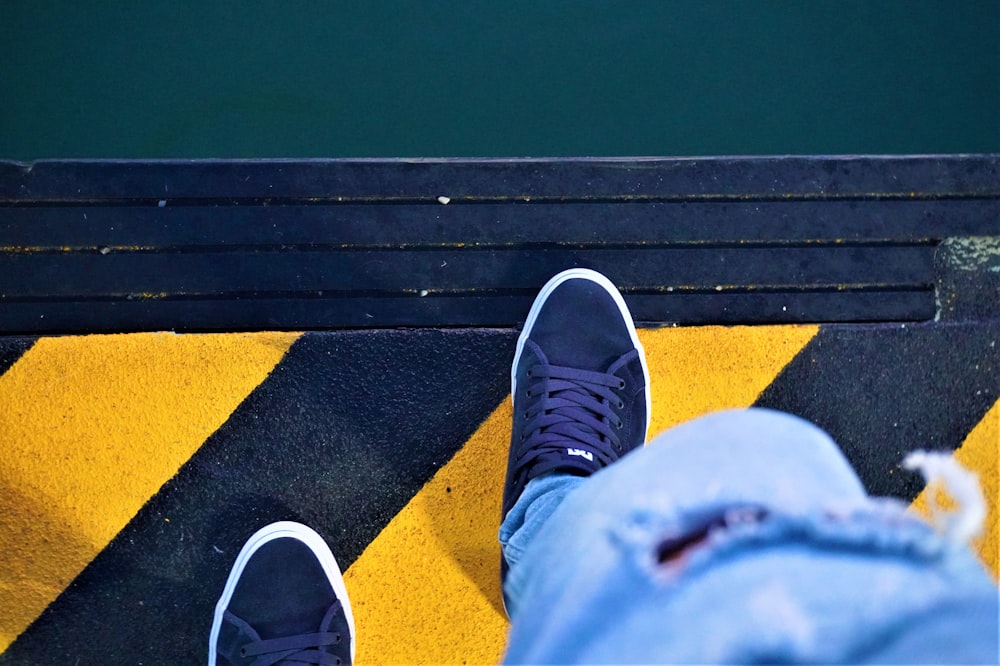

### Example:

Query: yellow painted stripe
xmin=910 ymin=398 xmax=999 ymax=580
xmin=0 ymin=332 xmax=300 ymax=651
xmin=344 ymin=325 xmax=818 ymax=665
xmin=640 ymin=325 xmax=820 ymax=436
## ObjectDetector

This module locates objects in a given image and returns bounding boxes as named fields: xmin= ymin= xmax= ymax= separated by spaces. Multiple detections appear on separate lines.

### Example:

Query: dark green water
xmin=1 ymin=1 xmax=997 ymax=159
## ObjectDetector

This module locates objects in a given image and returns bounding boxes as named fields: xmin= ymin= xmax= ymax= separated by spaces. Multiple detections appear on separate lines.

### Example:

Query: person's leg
xmin=502 ymin=408 xmax=997 ymax=663
xmin=502 ymin=407 xmax=870 ymax=616
xmin=209 ymin=521 xmax=355 ymax=666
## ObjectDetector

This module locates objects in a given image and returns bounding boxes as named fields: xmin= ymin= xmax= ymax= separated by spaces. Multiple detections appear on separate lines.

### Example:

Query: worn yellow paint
xmin=344 ymin=325 xmax=818 ymax=665
xmin=0 ymin=332 xmax=299 ymax=652
xmin=910 ymin=399 xmax=999 ymax=580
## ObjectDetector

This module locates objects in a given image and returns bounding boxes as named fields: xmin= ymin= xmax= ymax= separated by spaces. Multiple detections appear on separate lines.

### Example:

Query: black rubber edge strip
xmin=0 ymin=246 xmax=935 ymax=298
xmin=0 ymin=200 xmax=995 ymax=248
xmin=0 ymin=290 xmax=935 ymax=334
xmin=2 ymin=156 xmax=998 ymax=200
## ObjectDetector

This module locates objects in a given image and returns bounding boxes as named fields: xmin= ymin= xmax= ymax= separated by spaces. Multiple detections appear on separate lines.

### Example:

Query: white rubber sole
xmin=208 ymin=521 xmax=356 ymax=665
xmin=512 ymin=268 xmax=652 ymax=443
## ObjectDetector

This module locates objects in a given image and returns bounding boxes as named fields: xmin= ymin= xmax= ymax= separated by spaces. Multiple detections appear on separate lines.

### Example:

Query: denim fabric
xmin=499 ymin=408 xmax=999 ymax=664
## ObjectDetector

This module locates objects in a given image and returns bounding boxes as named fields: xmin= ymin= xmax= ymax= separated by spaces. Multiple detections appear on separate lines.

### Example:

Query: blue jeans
xmin=499 ymin=409 xmax=999 ymax=664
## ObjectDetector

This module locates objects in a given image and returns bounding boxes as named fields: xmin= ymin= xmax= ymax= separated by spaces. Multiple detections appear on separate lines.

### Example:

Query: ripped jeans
xmin=499 ymin=409 xmax=999 ymax=664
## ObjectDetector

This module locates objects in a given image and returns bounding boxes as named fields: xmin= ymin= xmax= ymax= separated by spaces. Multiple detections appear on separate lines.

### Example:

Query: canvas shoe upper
xmin=502 ymin=268 xmax=651 ymax=524
xmin=209 ymin=522 xmax=355 ymax=666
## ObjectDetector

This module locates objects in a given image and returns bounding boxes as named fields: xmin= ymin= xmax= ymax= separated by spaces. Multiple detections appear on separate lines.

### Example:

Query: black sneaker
xmin=209 ymin=521 xmax=355 ymax=666
xmin=502 ymin=268 xmax=651 ymax=547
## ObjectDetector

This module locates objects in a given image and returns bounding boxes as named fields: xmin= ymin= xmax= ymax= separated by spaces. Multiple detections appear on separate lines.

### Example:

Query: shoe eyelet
xmin=617 ymin=400 xmax=624 ymax=409
xmin=616 ymin=420 xmax=623 ymax=429
xmin=525 ymin=389 xmax=531 ymax=397
xmin=526 ymin=369 xmax=533 ymax=378
xmin=524 ymin=411 xmax=530 ymax=419
xmin=618 ymin=379 xmax=626 ymax=389
xmin=240 ymin=647 xmax=247 ymax=657
xmin=335 ymin=634 xmax=341 ymax=644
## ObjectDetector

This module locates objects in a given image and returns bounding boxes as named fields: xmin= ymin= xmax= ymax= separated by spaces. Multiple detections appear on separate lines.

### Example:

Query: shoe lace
xmin=514 ymin=358 xmax=630 ymax=480
xmin=239 ymin=631 xmax=344 ymax=665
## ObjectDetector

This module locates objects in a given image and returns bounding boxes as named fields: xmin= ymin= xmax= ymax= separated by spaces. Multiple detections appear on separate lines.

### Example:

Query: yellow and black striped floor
xmin=0 ymin=321 xmax=996 ymax=664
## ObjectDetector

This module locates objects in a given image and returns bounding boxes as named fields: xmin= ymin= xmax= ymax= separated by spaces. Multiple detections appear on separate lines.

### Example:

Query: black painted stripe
xmin=754 ymin=320 xmax=999 ymax=500
xmin=0 ymin=329 xmax=515 ymax=664
xmin=0 ymin=337 xmax=37 ymax=376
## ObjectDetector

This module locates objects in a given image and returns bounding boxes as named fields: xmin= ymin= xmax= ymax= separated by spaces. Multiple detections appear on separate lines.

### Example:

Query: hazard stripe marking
xmin=755 ymin=321 xmax=999 ymax=499
xmin=0 ymin=332 xmax=299 ymax=652
xmin=0 ymin=329 xmax=515 ymax=664
xmin=1 ymin=324 xmax=994 ymax=664
xmin=343 ymin=325 xmax=818 ymax=665
xmin=910 ymin=399 xmax=999 ymax=580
